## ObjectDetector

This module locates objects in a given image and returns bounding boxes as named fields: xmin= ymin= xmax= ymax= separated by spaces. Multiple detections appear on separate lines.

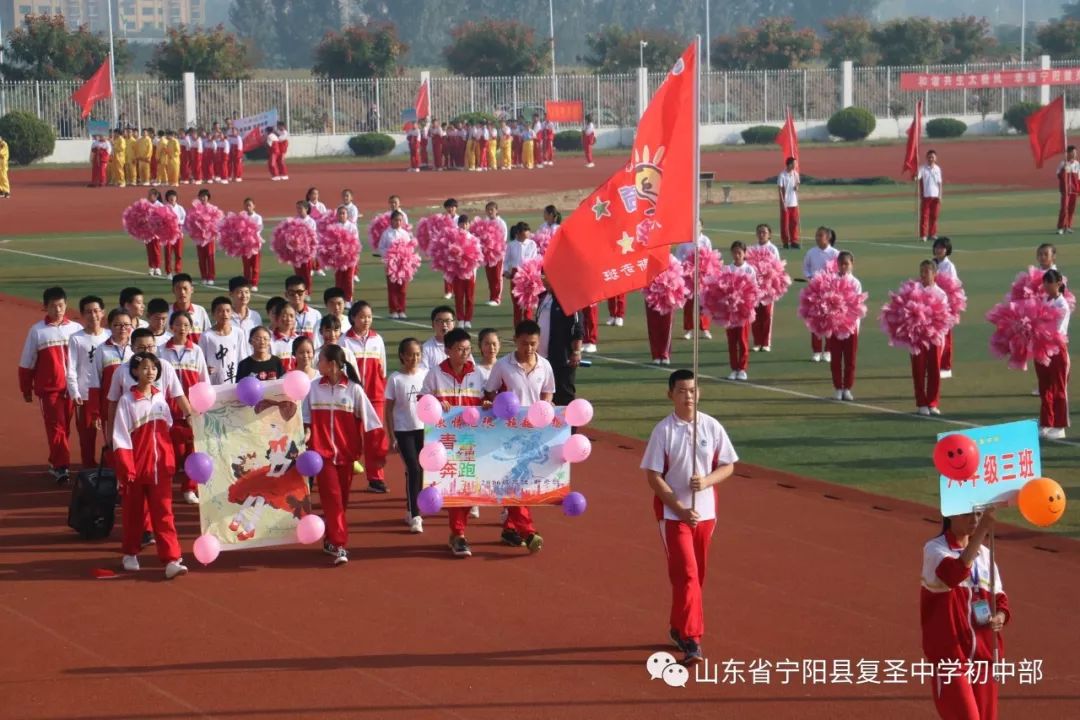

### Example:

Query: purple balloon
xmin=296 ymin=450 xmax=324 ymax=477
xmin=184 ymin=452 xmax=214 ymax=485
xmin=236 ymin=376 xmax=264 ymax=406
xmin=417 ymin=486 xmax=444 ymax=515
xmin=492 ymin=391 xmax=521 ymax=420
xmin=562 ymin=491 xmax=588 ymax=517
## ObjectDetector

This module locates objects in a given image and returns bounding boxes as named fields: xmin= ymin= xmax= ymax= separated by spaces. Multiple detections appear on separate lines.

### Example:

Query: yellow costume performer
xmin=108 ymin=133 xmax=126 ymax=186
xmin=156 ymin=135 xmax=168 ymax=185
xmin=164 ymin=133 xmax=181 ymax=186
xmin=124 ymin=130 xmax=138 ymax=186
xmin=134 ymin=131 xmax=153 ymax=186
xmin=0 ymin=137 xmax=10 ymax=197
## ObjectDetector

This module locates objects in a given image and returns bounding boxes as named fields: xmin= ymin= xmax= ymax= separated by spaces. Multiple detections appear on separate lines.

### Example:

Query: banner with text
xmin=233 ymin=109 xmax=279 ymax=151
xmin=938 ymin=419 xmax=1041 ymax=516
xmin=901 ymin=68 xmax=1080 ymax=91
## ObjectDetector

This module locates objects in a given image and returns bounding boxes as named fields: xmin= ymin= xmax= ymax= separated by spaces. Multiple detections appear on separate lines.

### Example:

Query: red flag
xmin=775 ymin=108 xmax=799 ymax=168
xmin=543 ymin=41 xmax=698 ymax=313
xmin=1027 ymin=95 xmax=1066 ymax=169
xmin=902 ymin=100 xmax=923 ymax=178
xmin=415 ymin=78 xmax=430 ymax=120
xmin=71 ymin=56 xmax=113 ymax=120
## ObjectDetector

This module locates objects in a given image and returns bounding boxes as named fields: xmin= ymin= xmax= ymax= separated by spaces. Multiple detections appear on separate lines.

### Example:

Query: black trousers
xmin=395 ymin=429 xmax=425 ymax=518
xmin=553 ymin=365 xmax=577 ymax=407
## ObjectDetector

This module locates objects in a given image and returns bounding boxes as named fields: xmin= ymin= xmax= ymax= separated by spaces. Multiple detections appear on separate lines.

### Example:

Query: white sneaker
xmin=443 ymin=292 xmax=453 ymax=300
xmin=1031 ymin=388 xmax=1040 ymax=396
xmin=736 ymin=370 xmax=748 ymax=381
xmin=399 ymin=313 xmax=408 ymax=320
xmin=317 ymin=269 xmax=327 ymax=277
xmin=727 ymin=371 xmax=738 ymax=380
xmin=615 ymin=317 xmax=624 ymax=327
xmin=206 ymin=279 xmax=215 ymax=286
xmin=583 ymin=343 xmax=597 ymax=353
xmin=282 ymin=176 xmax=289 ymax=180
xmin=822 ymin=352 xmax=832 ymax=362
xmin=585 ymin=162 xmax=595 ymax=168
xmin=683 ymin=331 xmax=693 ymax=340
xmin=842 ymin=389 xmax=854 ymax=401
xmin=464 ymin=321 xmax=472 ymax=329
xmin=353 ymin=275 xmax=360 ymax=283
xmin=1057 ymin=229 xmax=1065 ymax=235
xmin=1044 ymin=427 xmax=1066 ymax=440
xmin=929 ymin=407 xmax=942 ymax=416
xmin=811 ymin=353 xmax=822 ymax=362
xmin=468 ymin=505 xmax=480 ymax=519
xmin=409 ymin=516 xmax=424 ymax=533
xmin=457 ymin=320 xmax=466 ymax=329
xmin=920 ymin=236 xmax=928 ymax=242
xmin=762 ymin=346 xmax=771 ymax=352
xmin=752 ymin=346 xmax=761 ymax=352
xmin=487 ymin=300 xmax=500 ymax=307
xmin=833 ymin=389 xmax=844 ymax=400
xmin=183 ymin=490 xmax=199 ymax=505
xmin=165 ymin=560 xmax=188 ymax=579
xmin=660 ymin=358 xmax=670 ymax=365
xmin=122 ymin=555 xmax=140 ymax=572
xmin=606 ymin=317 xmax=616 ymax=326
xmin=702 ymin=330 xmax=713 ymax=340
xmin=917 ymin=406 xmax=931 ymax=416
xmin=939 ymin=369 xmax=952 ymax=379
xmin=652 ymin=358 xmax=662 ymax=365
xmin=148 ymin=268 xmax=156 ymax=276
xmin=251 ymin=286 xmax=258 ymax=292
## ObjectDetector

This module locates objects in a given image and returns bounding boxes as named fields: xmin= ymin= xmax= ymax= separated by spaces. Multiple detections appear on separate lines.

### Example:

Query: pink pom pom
xmin=368 ymin=212 xmax=390 ymax=251
xmin=878 ymin=280 xmax=955 ymax=354
xmin=217 ymin=212 xmax=263 ymax=258
xmin=470 ymin=217 xmax=508 ymax=267
xmin=1010 ymin=265 xmax=1076 ymax=312
xmin=148 ymin=204 xmax=181 ymax=246
xmin=383 ymin=238 xmax=422 ymax=284
xmin=532 ymin=224 xmax=557 ymax=257
xmin=316 ymin=222 xmax=360 ymax=271
xmin=416 ymin=213 xmax=456 ymax=255
xmin=123 ymin=200 xmax=179 ymax=246
xmin=680 ymin=248 xmax=723 ymax=292
xmin=428 ymin=227 xmax=483 ymax=282
xmin=644 ymin=255 xmax=692 ymax=315
xmin=986 ymin=299 xmax=1067 ymax=371
xmin=745 ymin=246 xmax=792 ymax=304
xmin=512 ymin=258 xmax=545 ymax=311
xmin=798 ymin=273 xmax=868 ymax=339
xmin=184 ymin=201 xmax=224 ymax=248
xmin=935 ymin=272 xmax=968 ymax=323
xmin=271 ymin=217 xmax=318 ymax=267
xmin=122 ymin=199 xmax=156 ymax=245
xmin=700 ymin=268 xmax=760 ymax=328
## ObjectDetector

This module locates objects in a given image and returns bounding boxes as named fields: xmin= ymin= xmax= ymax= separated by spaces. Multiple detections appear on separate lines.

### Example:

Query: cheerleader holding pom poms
xmin=429 ymin=216 xmax=483 ymax=329
xmin=700 ymin=249 xmax=761 ymax=382
xmin=798 ymin=251 xmax=868 ymax=401
xmin=122 ymin=192 xmax=179 ymax=277
xmin=879 ymin=260 xmax=955 ymax=416
xmin=746 ymin=239 xmax=792 ymax=352
xmin=317 ymin=206 xmax=361 ymax=302
xmin=271 ymin=208 xmax=319 ymax=294
xmin=380 ymin=211 xmax=421 ymax=319
xmin=511 ymin=257 xmax=545 ymax=328
xmin=470 ymin=213 xmax=508 ymax=307
xmin=643 ymin=255 xmax=692 ymax=365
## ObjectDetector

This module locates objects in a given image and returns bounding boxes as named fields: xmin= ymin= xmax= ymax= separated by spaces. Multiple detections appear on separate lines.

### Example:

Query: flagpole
xmin=914 ymin=101 xmax=921 ymax=243
xmin=691 ymin=35 xmax=702 ymax=513
xmin=106 ymin=0 xmax=118 ymax=128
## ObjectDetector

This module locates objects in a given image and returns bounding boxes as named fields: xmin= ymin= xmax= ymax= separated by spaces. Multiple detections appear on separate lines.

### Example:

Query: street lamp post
xmin=639 ymin=40 xmax=648 ymax=69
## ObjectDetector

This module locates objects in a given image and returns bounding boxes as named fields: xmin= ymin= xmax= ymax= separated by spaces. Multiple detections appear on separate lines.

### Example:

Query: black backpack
xmin=67 ymin=455 xmax=117 ymax=540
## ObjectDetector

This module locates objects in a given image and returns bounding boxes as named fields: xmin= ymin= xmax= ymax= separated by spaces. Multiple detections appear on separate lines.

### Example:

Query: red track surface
xmin=1 ymin=291 xmax=1078 ymax=720
xmin=3 ymin=137 xmax=1054 ymax=236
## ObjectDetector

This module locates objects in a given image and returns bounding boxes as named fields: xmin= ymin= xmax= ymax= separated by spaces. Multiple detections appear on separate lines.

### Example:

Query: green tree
xmin=1037 ymin=19 xmax=1080 ymax=58
xmin=443 ymin=19 xmax=546 ymax=76
xmin=940 ymin=16 xmax=995 ymax=63
xmin=710 ymin=17 xmax=820 ymax=70
xmin=872 ymin=18 xmax=944 ymax=66
xmin=147 ymin=25 xmax=252 ymax=80
xmin=0 ymin=14 xmax=131 ymax=81
xmin=228 ymin=0 xmax=279 ymax=67
xmin=822 ymin=16 xmax=879 ymax=66
xmin=581 ymin=25 xmax=684 ymax=74
xmin=270 ymin=0 xmax=342 ymax=68
xmin=312 ymin=23 xmax=408 ymax=79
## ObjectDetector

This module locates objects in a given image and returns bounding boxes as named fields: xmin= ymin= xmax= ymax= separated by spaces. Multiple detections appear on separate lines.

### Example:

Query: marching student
xmin=143 ymin=188 xmax=165 ymax=276
xmin=482 ymin=201 xmax=509 ymax=306
xmin=431 ymin=119 xmax=446 ymax=171
xmin=306 ymin=187 xmax=328 ymax=220
xmin=676 ymin=220 xmax=713 ymax=341
xmin=911 ymin=260 xmax=948 ymax=416
xmin=522 ymin=121 xmax=536 ymax=170
xmin=112 ymin=352 xmax=188 ymax=579
xmin=379 ymin=210 xmax=413 ymax=318
xmin=451 ymin=214 xmax=480 ymax=328
xmin=385 ymin=337 xmax=428 ymax=532
xmin=751 ymin=223 xmax=781 ymax=351
xmin=163 ymin=129 xmax=181 ymax=187
xmin=475 ymin=328 xmax=500 ymax=381
xmin=66 ymin=295 xmax=110 ymax=469
xmin=583 ymin=113 xmax=596 ymax=167
xmin=179 ymin=127 xmax=193 ymax=184
xmin=482 ymin=320 xmax=555 ymax=553
xmin=1057 ymin=145 xmax=1080 ymax=234
xmin=803 ymin=227 xmax=840 ymax=362
xmin=498 ymin=119 xmax=512 ymax=170
xmin=342 ymin=300 xmax=389 ymax=493
xmin=505 ymin=222 xmax=539 ymax=326
xmin=323 ymin=286 xmax=349 ymax=330
xmin=228 ymin=123 xmax=244 ymax=182
xmin=150 ymin=128 xmax=161 ymax=186
xmin=1036 ymin=242 xmax=1059 ymax=273
xmin=200 ymin=129 xmax=215 ymax=185
xmin=388 ymin=194 xmax=409 ymax=225
xmin=725 ymin=242 xmax=756 ymax=381
xmin=164 ymin=189 xmax=186 ymax=275
xmin=229 ymin=276 xmax=262 ymax=334
xmin=422 ymin=305 xmax=456 ymax=370
xmin=171 ymin=273 xmax=211 ymax=342
xmin=439 ymin=198 xmax=459 ymax=299
xmin=285 ymin=274 xmax=322 ymax=340
xmin=1038 ymin=269 xmax=1071 ymax=439
xmin=146 ymin=298 xmax=172 ymax=349
xmin=918 ymin=149 xmax=943 ymax=242
xmin=124 ymin=127 xmax=138 ymax=187
xmin=87 ymin=309 xmax=134 ymax=441
xmin=134 ymin=128 xmax=153 ymax=186
xmin=406 ymin=121 xmax=421 ymax=172
xmin=214 ymin=129 xmax=229 ymax=183
xmin=542 ymin=115 xmax=556 ymax=166
xmin=90 ymin=133 xmax=110 ymax=188
xmin=829 ymin=251 xmax=863 ymax=401
xmin=120 ymin=286 xmax=149 ymax=329
xmin=777 ymin=156 xmax=800 ymax=249
xmin=289 ymin=201 xmax=318 ymax=291
xmin=107 ymin=129 xmax=126 ymax=187
xmin=302 ymin=343 xmax=381 ymax=565
xmin=265 ymin=125 xmax=281 ymax=180
xmin=192 ymin=188 xmax=218 ymax=285
xmin=932 ymin=237 xmax=958 ymax=379
xmin=531 ymin=115 xmax=544 ymax=169
xmin=419 ymin=328 xmax=487 ymax=558
xmin=641 ymin=369 xmax=738 ymax=665
xmin=160 ymin=310 xmax=210 ymax=504
xmin=341 ymin=188 xmax=360 ymax=225
xmin=276 ymin=122 xmax=290 ymax=180
xmin=270 ymin=301 xmax=301 ymax=371
xmin=198 ymin=297 xmax=249 ymax=386
xmin=237 ymin=326 xmax=285 ymax=381
xmin=19 ymin=286 xmax=81 ymax=483
xmin=318 ymin=315 xmax=359 ymax=376
xmin=104 ymin=327 xmax=190 ymax=436
xmin=328 ymin=205 xmax=360 ymax=300
xmin=293 ymin=335 xmax=316 ymax=379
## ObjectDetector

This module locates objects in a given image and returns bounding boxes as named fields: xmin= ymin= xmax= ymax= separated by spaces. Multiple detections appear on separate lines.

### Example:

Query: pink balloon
xmin=282 ymin=370 xmax=312 ymax=402
xmin=193 ymin=533 xmax=221 ymax=565
xmin=561 ymin=434 xmax=592 ymax=463
xmin=188 ymin=381 xmax=216 ymax=414
xmin=416 ymin=395 xmax=443 ymax=425
xmin=461 ymin=406 xmax=480 ymax=427
xmin=296 ymin=514 xmax=325 ymax=544
xmin=419 ymin=442 xmax=448 ymax=472
xmin=526 ymin=400 xmax=555 ymax=428
xmin=565 ymin=398 xmax=594 ymax=427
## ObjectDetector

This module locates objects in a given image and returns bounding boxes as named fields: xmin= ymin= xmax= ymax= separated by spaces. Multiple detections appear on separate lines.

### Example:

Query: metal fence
xmin=0 ymin=60 xmax=1064 ymax=140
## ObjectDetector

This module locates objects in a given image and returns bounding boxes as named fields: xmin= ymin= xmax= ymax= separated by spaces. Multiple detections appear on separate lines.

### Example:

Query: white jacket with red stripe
xmin=341 ymin=329 xmax=387 ymax=402
xmin=88 ymin=340 xmax=132 ymax=419
xmin=19 ymin=317 xmax=81 ymax=397
xmin=302 ymin=376 xmax=380 ymax=466
xmin=160 ymin=339 xmax=210 ymax=391
xmin=112 ymin=386 xmax=176 ymax=484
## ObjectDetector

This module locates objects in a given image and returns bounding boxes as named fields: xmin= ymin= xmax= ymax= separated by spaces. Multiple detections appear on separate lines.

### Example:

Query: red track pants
xmin=751 ymin=302 xmax=772 ymax=347
xmin=920 ymin=197 xmax=941 ymax=238
xmin=386 ymin=279 xmax=408 ymax=314
xmin=485 ymin=262 xmax=503 ymax=303
xmin=1035 ymin=350 xmax=1070 ymax=429
xmin=37 ymin=391 xmax=73 ymax=468
xmin=317 ymin=462 xmax=354 ymax=547
xmin=911 ymin=346 xmax=943 ymax=409
xmin=646 ymin=306 xmax=673 ymax=361
xmin=197 ymin=242 xmax=216 ymax=282
xmin=682 ymin=299 xmax=710 ymax=332
xmin=121 ymin=477 xmax=181 ymax=561
xmin=661 ymin=518 xmax=716 ymax=643
xmin=828 ymin=333 xmax=858 ymax=390
xmin=242 ymin=254 xmax=261 ymax=287
xmin=726 ymin=323 xmax=750 ymax=371
xmin=452 ymin=277 xmax=476 ymax=322
xmin=780 ymin=205 xmax=800 ymax=246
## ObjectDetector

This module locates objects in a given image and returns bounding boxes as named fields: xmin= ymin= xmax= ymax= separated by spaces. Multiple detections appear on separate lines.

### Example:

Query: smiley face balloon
xmin=933 ymin=433 xmax=980 ymax=481
xmin=1018 ymin=477 xmax=1067 ymax=528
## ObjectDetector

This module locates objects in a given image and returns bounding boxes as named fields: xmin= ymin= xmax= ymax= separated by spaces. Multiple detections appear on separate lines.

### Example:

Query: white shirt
xmin=66 ymin=328 xmax=111 ymax=402
xmin=198 ymin=327 xmax=250 ymax=385
xmin=756 ymin=241 xmax=781 ymax=260
xmin=778 ymin=170 xmax=800 ymax=207
xmin=385 ymin=369 xmax=428 ymax=432
xmin=803 ymin=245 xmax=840 ymax=279
xmin=505 ymin=238 xmax=538 ymax=273
xmin=106 ymin=355 xmax=184 ymax=402
xmin=160 ymin=341 xmax=210 ymax=384
xmin=294 ymin=304 xmax=322 ymax=340
xmin=839 ymin=273 xmax=865 ymax=331
xmin=1048 ymin=294 xmax=1071 ymax=337
xmin=309 ymin=200 xmax=328 ymax=217
xmin=640 ymin=412 xmax=738 ymax=523
xmin=231 ymin=308 xmax=263 ymax=336
xmin=173 ymin=303 xmax=211 ymax=339
xmin=229 ymin=132 xmax=244 ymax=150
xmin=1058 ymin=159 xmax=1080 ymax=176
xmin=919 ymin=164 xmax=943 ymax=198
xmin=475 ymin=364 xmax=494 ymax=383
xmin=244 ymin=211 xmax=264 ymax=231
xmin=934 ymin=257 xmax=957 ymax=279
xmin=482 ymin=353 xmax=556 ymax=406
xmin=921 ymin=533 xmax=1003 ymax=596
xmin=167 ymin=202 xmax=186 ymax=227
xmin=343 ymin=202 xmax=360 ymax=225
xmin=379 ymin=227 xmax=412 ymax=254
xmin=584 ymin=122 xmax=596 ymax=137
xmin=727 ymin=262 xmax=756 ymax=278
xmin=674 ymin=234 xmax=712 ymax=263
xmin=421 ymin=336 xmax=447 ymax=370
xmin=153 ymin=330 xmax=172 ymax=349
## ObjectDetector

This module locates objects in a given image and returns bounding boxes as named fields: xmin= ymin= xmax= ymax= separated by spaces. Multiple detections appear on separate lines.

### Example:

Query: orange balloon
xmin=1017 ymin=477 xmax=1067 ymax=528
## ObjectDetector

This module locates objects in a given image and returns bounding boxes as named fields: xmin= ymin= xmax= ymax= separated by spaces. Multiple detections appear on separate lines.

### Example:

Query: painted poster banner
xmin=423 ymin=407 xmax=572 ymax=506
xmin=938 ymin=419 xmax=1041 ymax=516
xmin=193 ymin=379 xmax=311 ymax=550
xmin=901 ymin=68 xmax=1080 ymax=91
xmin=545 ymin=99 xmax=584 ymax=123
xmin=233 ymin=108 xmax=279 ymax=151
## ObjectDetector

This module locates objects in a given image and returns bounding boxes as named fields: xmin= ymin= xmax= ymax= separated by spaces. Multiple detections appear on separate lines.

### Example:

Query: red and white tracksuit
xmin=160 ymin=339 xmax=210 ymax=493
xmin=1058 ymin=159 xmax=1080 ymax=231
xmin=921 ymin=531 xmax=1010 ymax=720
xmin=271 ymin=332 xmax=299 ymax=372
xmin=804 ymin=246 xmax=840 ymax=353
xmin=919 ymin=164 xmax=943 ymax=238
xmin=112 ymin=386 xmax=181 ymax=562
xmin=645 ymin=305 xmax=674 ymax=361
xmin=214 ymin=139 xmax=228 ymax=181
xmin=91 ymin=141 xmax=110 ymax=187
xmin=341 ymin=330 xmax=388 ymax=485
xmin=452 ymin=273 xmax=477 ymax=323
xmin=582 ymin=304 xmax=599 ymax=345
xmin=432 ymin=127 xmax=445 ymax=170
xmin=302 ymin=376 xmax=380 ymax=548
xmin=912 ymin=346 xmax=943 ymax=409
xmin=228 ymin=133 xmax=244 ymax=181
xmin=778 ymin=169 xmax=800 ymax=247
xmin=583 ymin=123 xmax=596 ymax=164
xmin=607 ymin=294 xmax=626 ymax=321
xmin=1036 ymin=295 xmax=1070 ymax=429
xmin=19 ymin=317 xmax=81 ymax=469
xmin=66 ymin=328 xmax=111 ymax=468
xmin=751 ymin=302 xmax=772 ymax=348
xmin=726 ymin=263 xmax=755 ymax=371
xmin=486 ymin=260 xmax=504 ymax=304
xmin=407 ymin=128 xmax=421 ymax=170
xmin=379 ymin=228 xmax=413 ymax=314
xmin=196 ymin=240 xmax=216 ymax=283
xmin=202 ymin=138 xmax=216 ymax=182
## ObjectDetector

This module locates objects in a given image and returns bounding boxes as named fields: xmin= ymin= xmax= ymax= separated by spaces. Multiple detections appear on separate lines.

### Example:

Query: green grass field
xmin=2 ymin=184 xmax=1077 ymax=536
